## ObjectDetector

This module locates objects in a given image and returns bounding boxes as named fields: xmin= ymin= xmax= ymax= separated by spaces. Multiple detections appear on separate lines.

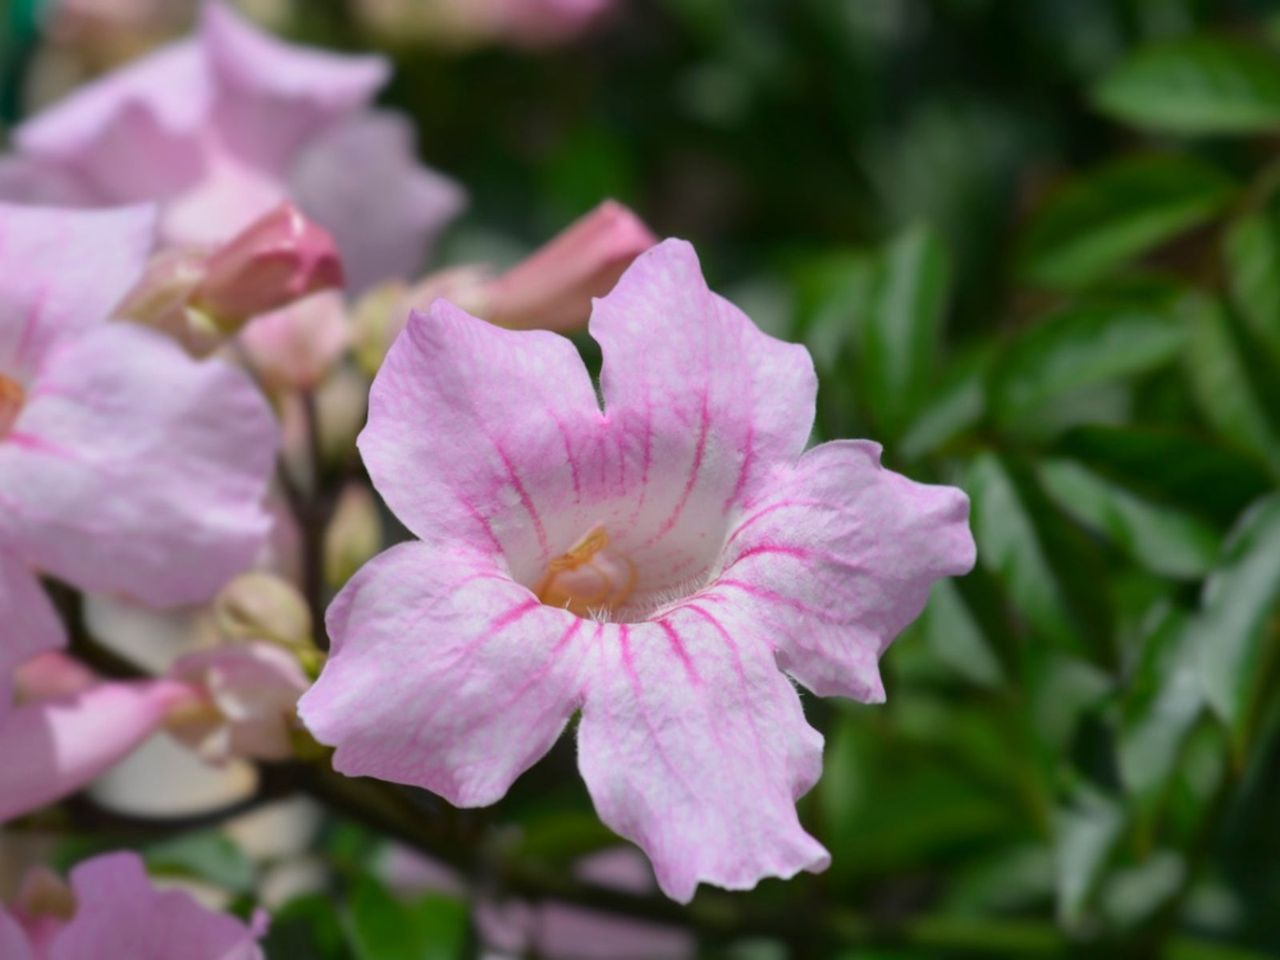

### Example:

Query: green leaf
xmin=898 ymin=343 xmax=991 ymax=462
xmin=966 ymin=453 xmax=1114 ymax=660
xmin=1038 ymin=459 xmax=1220 ymax=579
xmin=1093 ymin=37 xmax=1280 ymax=135
xmin=919 ymin=577 xmax=1005 ymax=688
xmin=347 ymin=877 xmax=467 ymax=960
xmin=790 ymin=249 xmax=873 ymax=373
xmin=264 ymin=894 xmax=353 ymax=960
xmin=1020 ymin=154 xmax=1235 ymax=289
xmin=1224 ymin=196 xmax=1280 ymax=368
xmin=855 ymin=224 xmax=951 ymax=438
xmin=990 ymin=297 xmax=1186 ymax=427
xmin=1057 ymin=425 xmax=1273 ymax=527
xmin=1194 ymin=495 xmax=1280 ymax=749
xmin=1054 ymin=789 xmax=1126 ymax=926
xmin=1118 ymin=609 xmax=1204 ymax=810
xmin=144 ymin=831 xmax=255 ymax=896
xmin=1182 ymin=294 xmax=1280 ymax=472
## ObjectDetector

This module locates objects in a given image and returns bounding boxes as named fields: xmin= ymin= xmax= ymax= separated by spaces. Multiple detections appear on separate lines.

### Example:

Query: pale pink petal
xmin=48 ymin=851 xmax=265 ymax=960
xmin=578 ymin=607 xmax=829 ymax=903
xmin=299 ymin=542 xmax=588 ymax=806
xmin=170 ymin=643 xmax=309 ymax=762
xmin=0 ymin=680 xmax=193 ymax=823
xmin=0 ymin=158 xmax=96 ymax=207
xmin=0 ymin=203 xmax=155 ymax=378
xmin=291 ymin=112 xmax=465 ymax=292
xmin=202 ymin=0 xmax=388 ymax=172
xmin=14 ymin=653 xmax=96 ymax=704
xmin=706 ymin=440 xmax=976 ymax=702
xmin=0 ymin=555 xmax=65 ymax=719
xmin=0 ymin=324 xmax=277 ymax=606
xmin=357 ymin=301 xmax=600 ymax=586
xmin=238 ymin=291 xmax=351 ymax=392
xmin=585 ymin=239 xmax=816 ymax=597
xmin=0 ymin=910 xmax=36 ymax=960
xmin=14 ymin=42 xmax=209 ymax=203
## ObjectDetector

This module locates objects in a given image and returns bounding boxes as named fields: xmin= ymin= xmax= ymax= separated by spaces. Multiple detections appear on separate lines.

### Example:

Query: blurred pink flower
xmin=299 ymin=239 xmax=976 ymax=901
xmin=0 ymin=677 xmax=196 ymax=823
xmin=239 ymin=291 xmax=351 ymax=392
xmin=1 ymin=851 xmax=266 ymax=959
xmin=168 ymin=642 xmax=310 ymax=762
xmin=0 ymin=203 xmax=278 ymax=718
xmin=0 ymin=1 xmax=464 ymax=292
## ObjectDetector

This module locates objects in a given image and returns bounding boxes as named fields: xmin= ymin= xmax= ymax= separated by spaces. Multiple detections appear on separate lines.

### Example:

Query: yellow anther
xmin=547 ymin=525 xmax=610 ymax=573
xmin=0 ymin=375 xmax=24 ymax=437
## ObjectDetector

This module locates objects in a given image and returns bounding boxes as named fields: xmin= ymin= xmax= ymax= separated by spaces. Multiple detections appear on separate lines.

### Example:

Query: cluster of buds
xmin=116 ymin=204 xmax=344 ymax=357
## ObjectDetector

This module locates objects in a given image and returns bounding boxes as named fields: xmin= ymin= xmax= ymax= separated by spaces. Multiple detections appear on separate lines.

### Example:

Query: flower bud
xmin=352 ymin=267 xmax=489 ymax=376
xmin=324 ymin=485 xmax=383 ymax=590
xmin=239 ymin=291 xmax=351 ymax=392
xmin=14 ymin=653 xmax=97 ymax=705
xmin=212 ymin=572 xmax=312 ymax=648
xmin=114 ymin=247 xmax=224 ymax=356
xmin=190 ymin=204 xmax=344 ymax=333
xmin=486 ymin=200 xmax=656 ymax=332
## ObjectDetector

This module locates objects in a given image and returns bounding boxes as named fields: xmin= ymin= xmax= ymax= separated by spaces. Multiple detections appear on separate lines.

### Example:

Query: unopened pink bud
xmin=486 ymin=200 xmax=657 ymax=332
xmin=191 ymin=204 xmax=344 ymax=332
xmin=13 ymin=653 xmax=97 ymax=705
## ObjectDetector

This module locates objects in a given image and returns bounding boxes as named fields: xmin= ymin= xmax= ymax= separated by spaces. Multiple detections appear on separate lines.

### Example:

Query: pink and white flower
xmin=0 ymin=1 xmax=464 ymax=292
xmin=0 ymin=202 xmax=278 ymax=717
xmin=1 ymin=851 xmax=266 ymax=959
xmin=298 ymin=239 xmax=976 ymax=901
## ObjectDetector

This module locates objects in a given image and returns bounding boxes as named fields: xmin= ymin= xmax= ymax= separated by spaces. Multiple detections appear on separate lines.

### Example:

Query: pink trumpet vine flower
xmin=0 ymin=203 xmax=278 ymax=718
xmin=0 ymin=1 xmax=464 ymax=293
xmin=0 ymin=675 xmax=196 ymax=823
xmin=1 ymin=851 xmax=267 ymax=959
xmin=298 ymin=239 xmax=976 ymax=902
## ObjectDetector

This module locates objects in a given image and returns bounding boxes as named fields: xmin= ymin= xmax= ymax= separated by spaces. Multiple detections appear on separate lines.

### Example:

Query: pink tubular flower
xmin=0 ymin=202 xmax=278 ymax=717
xmin=298 ymin=239 xmax=976 ymax=902
xmin=190 ymin=204 xmax=344 ymax=331
xmin=486 ymin=201 xmax=658 ymax=333
xmin=1 ymin=851 xmax=266 ymax=959
xmin=0 ymin=678 xmax=196 ymax=823
xmin=0 ymin=1 xmax=464 ymax=292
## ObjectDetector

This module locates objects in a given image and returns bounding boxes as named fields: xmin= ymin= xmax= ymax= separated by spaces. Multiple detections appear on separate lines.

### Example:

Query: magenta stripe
xmin=657 ymin=620 xmax=701 ymax=685
xmin=493 ymin=440 xmax=549 ymax=561
xmin=645 ymin=389 xmax=710 ymax=547
xmin=722 ymin=421 xmax=755 ymax=514
xmin=713 ymin=578 xmax=845 ymax=624
xmin=549 ymin=410 xmax=583 ymax=503
xmin=724 ymin=497 xmax=827 ymax=548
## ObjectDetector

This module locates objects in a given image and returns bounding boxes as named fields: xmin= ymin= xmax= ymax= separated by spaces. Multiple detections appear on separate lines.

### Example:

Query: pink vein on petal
xmin=643 ymin=388 xmax=710 ymax=548
xmin=657 ymin=619 xmax=701 ymax=686
xmin=493 ymin=438 xmax=549 ymax=561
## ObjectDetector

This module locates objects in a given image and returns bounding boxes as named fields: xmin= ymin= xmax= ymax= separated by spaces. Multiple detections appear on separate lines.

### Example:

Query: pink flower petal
xmin=0 ymin=323 xmax=277 ymax=606
xmin=0 ymin=554 xmax=65 ymax=720
xmin=14 ymin=43 xmax=210 ymax=203
xmin=0 ymin=203 xmax=156 ymax=379
xmin=588 ymin=239 xmax=816 ymax=578
xmin=48 ymin=851 xmax=265 ymax=959
xmin=0 ymin=911 xmax=36 ymax=960
xmin=358 ymin=300 xmax=600 ymax=586
xmin=706 ymin=440 xmax=976 ymax=701
xmin=299 ymin=542 xmax=588 ymax=806
xmin=0 ymin=680 xmax=193 ymax=823
xmin=238 ymin=291 xmax=351 ymax=392
xmin=290 ymin=112 xmax=466 ymax=292
xmin=578 ymin=607 xmax=829 ymax=903
xmin=201 ymin=0 xmax=388 ymax=172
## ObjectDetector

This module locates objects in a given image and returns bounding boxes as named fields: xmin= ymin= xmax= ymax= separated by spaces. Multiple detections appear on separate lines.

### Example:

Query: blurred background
xmin=5 ymin=0 xmax=1280 ymax=957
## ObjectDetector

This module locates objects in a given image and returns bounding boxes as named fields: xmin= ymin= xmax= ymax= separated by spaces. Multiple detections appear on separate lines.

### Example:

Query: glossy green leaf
xmin=919 ymin=577 xmax=1005 ymax=688
xmin=1020 ymin=154 xmax=1235 ymax=289
xmin=856 ymin=224 xmax=951 ymax=438
xmin=966 ymin=453 xmax=1113 ymax=660
xmin=990 ymin=298 xmax=1185 ymax=427
xmin=347 ymin=877 xmax=467 ymax=960
xmin=1195 ymin=495 xmax=1280 ymax=748
xmin=1057 ymin=425 xmax=1273 ymax=527
xmin=1182 ymin=294 xmax=1280 ymax=472
xmin=1118 ymin=609 xmax=1204 ymax=809
xmin=1054 ymin=789 xmax=1126 ymax=926
xmin=1039 ymin=459 xmax=1220 ymax=579
xmin=264 ymin=894 xmax=353 ymax=960
xmin=1093 ymin=38 xmax=1280 ymax=135
xmin=1224 ymin=197 xmax=1280 ymax=367
xmin=144 ymin=831 xmax=255 ymax=896
xmin=898 ymin=343 xmax=991 ymax=461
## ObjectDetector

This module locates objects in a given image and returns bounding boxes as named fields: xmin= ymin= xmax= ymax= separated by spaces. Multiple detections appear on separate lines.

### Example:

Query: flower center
xmin=535 ymin=524 xmax=637 ymax=618
xmin=0 ymin=375 xmax=25 ymax=438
